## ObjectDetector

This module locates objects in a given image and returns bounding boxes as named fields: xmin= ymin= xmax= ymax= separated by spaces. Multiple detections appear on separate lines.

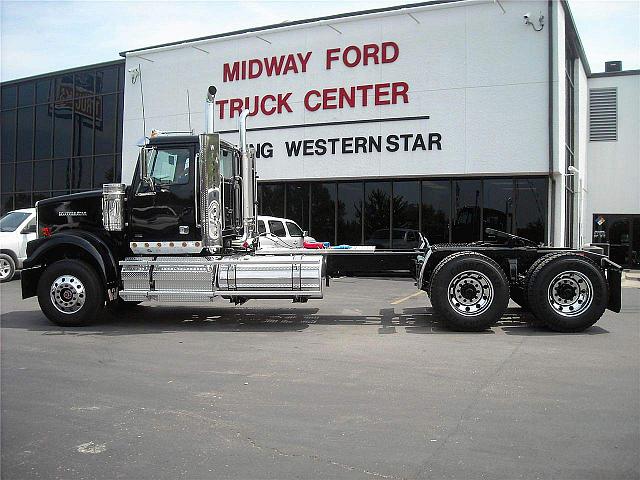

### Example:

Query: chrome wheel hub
xmin=548 ymin=271 xmax=593 ymax=317
xmin=448 ymin=270 xmax=494 ymax=316
xmin=50 ymin=275 xmax=86 ymax=314
xmin=0 ymin=259 xmax=11 ymax=279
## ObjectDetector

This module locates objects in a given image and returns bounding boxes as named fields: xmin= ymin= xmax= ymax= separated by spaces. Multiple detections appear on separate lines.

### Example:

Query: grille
xmin=589 ymin=88 xmax=617 ymax=141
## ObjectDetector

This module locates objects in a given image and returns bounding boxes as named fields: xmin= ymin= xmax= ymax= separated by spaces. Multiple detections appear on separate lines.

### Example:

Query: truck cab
xmin=21 ymin=91 xmax=325 ymax=327
xmin=126 ymin=133 xmax=246 ymax=254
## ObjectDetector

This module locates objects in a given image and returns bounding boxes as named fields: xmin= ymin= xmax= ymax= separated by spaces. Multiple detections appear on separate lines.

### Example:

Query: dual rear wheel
xmin=428 ymin=252 xmax=608 ymax=332
xmin=429 ymin=252 xmax=510 ymax=331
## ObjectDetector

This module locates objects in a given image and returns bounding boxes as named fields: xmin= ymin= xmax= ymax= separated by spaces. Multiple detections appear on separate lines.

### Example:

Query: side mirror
xmin=21 ymin=224 xmax=36 ymax=234
xmin=138 ymin=147 xmax=156 ymax=192
xmin=141 ymin=176 xmax=156 ymax=192
xmin=303 ymin=231 xmax=308 ymax=236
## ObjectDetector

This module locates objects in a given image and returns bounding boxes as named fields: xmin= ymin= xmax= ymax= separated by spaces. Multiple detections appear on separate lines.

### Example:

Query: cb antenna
xmin=186 ymin=89 xmax=192 ymax=134
xmin=129 ymin=63 xmax=146 ymax=142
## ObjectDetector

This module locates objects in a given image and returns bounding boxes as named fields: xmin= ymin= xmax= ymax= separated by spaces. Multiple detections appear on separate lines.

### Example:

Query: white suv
xmin=256 ymin=216 xmax=314 ymax=249
xmin=0 ymin=208 xmax=37 ymax=282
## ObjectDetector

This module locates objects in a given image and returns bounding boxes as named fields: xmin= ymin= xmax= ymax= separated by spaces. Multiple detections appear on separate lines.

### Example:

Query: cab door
xmin=128 ymin=145 xmax=198 ymax=243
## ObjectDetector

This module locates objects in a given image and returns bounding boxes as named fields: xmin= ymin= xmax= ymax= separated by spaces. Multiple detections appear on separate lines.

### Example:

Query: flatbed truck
xmin=21 ymin=87 xmax=622 ymax=332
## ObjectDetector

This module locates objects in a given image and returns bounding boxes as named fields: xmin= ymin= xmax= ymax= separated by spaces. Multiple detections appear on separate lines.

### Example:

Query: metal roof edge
xmin=589 ymin=69 xmax=640 ymax=78
xmin=0 ymin=59 xmax=124 ymax=86
xmin=119 ymin=0 xmax=466 ymax=57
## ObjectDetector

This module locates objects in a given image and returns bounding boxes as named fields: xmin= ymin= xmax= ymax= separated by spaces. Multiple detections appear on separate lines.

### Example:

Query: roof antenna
xmin=129 ymin=63 xmax=147 ymax=142
xmin=186 ymin=89 xmax=193 ymax=134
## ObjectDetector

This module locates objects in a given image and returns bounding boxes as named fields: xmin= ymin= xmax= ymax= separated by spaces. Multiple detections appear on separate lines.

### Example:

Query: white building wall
xmin=583 ymin=73 xmax=640 ymax=242
xmin=121 ymin=0 xmax=551 ymax=185
xmin=574 ymin=58 xmax=589 ymax=248
xmin=550 ymin=0 xmax=567 ymax=246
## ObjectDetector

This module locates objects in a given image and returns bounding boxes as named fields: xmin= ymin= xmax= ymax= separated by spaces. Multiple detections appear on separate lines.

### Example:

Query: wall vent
xmin=589 ymin=88 xmax=617 ymax=141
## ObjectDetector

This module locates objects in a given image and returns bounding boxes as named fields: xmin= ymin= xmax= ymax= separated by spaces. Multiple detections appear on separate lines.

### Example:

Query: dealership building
xmin=1 ymin=0 xmax=638 ymax=267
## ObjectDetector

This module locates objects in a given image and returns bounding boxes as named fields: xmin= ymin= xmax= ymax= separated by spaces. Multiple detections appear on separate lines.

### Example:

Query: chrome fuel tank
xmin=119 ymin=254 xmax=325 ymax=302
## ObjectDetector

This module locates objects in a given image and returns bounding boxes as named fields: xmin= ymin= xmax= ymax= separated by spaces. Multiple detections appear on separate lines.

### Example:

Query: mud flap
xmin=607 ymin=269 xmax=622 ymax=313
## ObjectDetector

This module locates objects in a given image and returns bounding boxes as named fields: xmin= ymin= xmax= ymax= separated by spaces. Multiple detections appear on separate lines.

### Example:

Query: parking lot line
xmin=390 ymin=290 xmax=424 ymax=305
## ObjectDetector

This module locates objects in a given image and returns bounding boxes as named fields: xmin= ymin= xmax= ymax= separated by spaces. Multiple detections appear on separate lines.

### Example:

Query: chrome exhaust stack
xmin=238 ymin=109 xmax=256 ymax=242
xmin=199 ymin=86 xmax=222 ymax=251
xmin=205 ymin=86 xmax=216 ymax=134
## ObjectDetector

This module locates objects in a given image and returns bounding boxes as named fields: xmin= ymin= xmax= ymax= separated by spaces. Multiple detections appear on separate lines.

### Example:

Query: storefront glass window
xmin=93 ymin=155 xmax=114 ymax=187
xmin=392 ymin=181 xmax=420 ymax=248
xmin=52 ymin=158 xmax=70 ymax=190
xmin=286 ymin=183 xmax=309 ymax=231
xmin=94 ymin=94 xmax=117 ymax=154
xmin=18 ymin=82 xmax=34 ymax=107
xmin=33 ymin=160 xmax=52 ymax=191
xmin=1 ymin=85 xmax=17 ymax=110
xmin=1 ymin=164 xmax=14 ymax=193
xmin=422 ymin=180 xmax=450 ymax=244
xmin=72 ymin=157 xmax=93 ymax=190
xmin=310 ymin=183 xmax=336 ymax=244
xmin=16 ymin=107 xmax=34 ymax=161
xmin=452 ymin=179 xmax=482 ymax=242
xmin=337 ymin=182 xmax=363 ymax=245
xmin=36 ymin=79 xmax=52 ymax=104
xmin=73 ymin=100 xmax=94 ymax=156
xmin=1 ymin=195 xmax=14 ymax=215
xmin=15 ymin=162 xmax=33 ymax=192
xmin=34 ymin=104 xmax=53 ymax=159
xmin=259 ymin=183 xmax=285 ymax=217
xmin=53 ymin=102 xmax=72 ymax=158
xmin=1 ymin=110 xmax=16 ymax=163
xmin=483 ymin=179 xmax=514 ymax=234
xmin=96 ymin=67 xmax=119 ymax=94
xmin=515 ymin=178 xmax=547 ymax=243
xmin=364 ymin=181 xmax=391 ymax=247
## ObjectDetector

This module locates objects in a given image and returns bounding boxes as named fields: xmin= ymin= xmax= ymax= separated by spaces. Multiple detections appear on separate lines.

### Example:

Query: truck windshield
xmin=0 ymin=212 xmax=30 ymax=232
xmin=146 ymin=148 xmax=190 ymax=185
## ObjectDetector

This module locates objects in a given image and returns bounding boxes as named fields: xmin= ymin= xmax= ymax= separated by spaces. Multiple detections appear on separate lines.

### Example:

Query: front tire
xmin=527 ymin=254 xmax=608 ymax=332
xmin=37 ymin=259 xmax=104 ymax=327
xmin=0 ymin=254 xmax=16 ymax=283
xmin=429 ymin=252 xmax=510 ymax=331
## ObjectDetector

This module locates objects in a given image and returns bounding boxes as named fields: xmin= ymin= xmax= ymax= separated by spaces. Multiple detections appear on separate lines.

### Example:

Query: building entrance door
xmin=593 ymin=214 xmax=640 ymax=268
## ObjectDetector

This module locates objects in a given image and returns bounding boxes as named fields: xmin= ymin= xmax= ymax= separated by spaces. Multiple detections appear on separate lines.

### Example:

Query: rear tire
xmin=37 ymin=259 xmax=104 ymax=327
xmin=527 ymin=254 xmax=607 ymax=332
xmin=429 ymin=252 xmax=510 ymax=331
xmin=0 ymin=254 xmax=16 ymax=283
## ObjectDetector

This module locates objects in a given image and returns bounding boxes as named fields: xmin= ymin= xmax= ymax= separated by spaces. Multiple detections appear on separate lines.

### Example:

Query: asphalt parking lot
xmin=1 ymin=276 xmax=639 ymax=480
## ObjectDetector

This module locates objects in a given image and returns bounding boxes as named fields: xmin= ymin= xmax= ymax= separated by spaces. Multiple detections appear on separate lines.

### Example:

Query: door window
xmin=257 ymin=219 xmax=266 ymax=234
xmin=268 ymin=220 xmax=286 ymax=237
xmin=147 ymin=148 xmax=190 ymax=186
xmin=23 ymin=217 xmax=37 ymax=234
xmin=286 ymin=221 xmax=303 ymax=237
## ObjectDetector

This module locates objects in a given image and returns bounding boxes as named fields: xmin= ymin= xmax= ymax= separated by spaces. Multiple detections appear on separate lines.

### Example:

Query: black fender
xmin=21 ymin=231 xmax=119 ymax=299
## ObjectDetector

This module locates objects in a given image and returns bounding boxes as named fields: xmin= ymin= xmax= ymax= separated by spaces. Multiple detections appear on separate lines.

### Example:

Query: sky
xmin=1 ymin=0 xmax=639 ymax=82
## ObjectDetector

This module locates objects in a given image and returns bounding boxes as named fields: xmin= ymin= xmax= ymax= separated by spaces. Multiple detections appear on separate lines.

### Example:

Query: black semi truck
xmin=21 ymin=87 xmax=622 ymax=332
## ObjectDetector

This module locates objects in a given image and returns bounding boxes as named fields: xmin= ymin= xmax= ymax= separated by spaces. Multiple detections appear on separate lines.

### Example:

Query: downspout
xmin=547 ymin=0 xmax=555 ymax=245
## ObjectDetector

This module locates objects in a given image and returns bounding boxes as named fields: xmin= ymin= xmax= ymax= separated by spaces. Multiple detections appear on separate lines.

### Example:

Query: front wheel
xmin=0 ymin=254 xmax=16 ymax=283
xmin=429 ymin=252 xmax=510 ymax=331
xmin=37 ymin=259 xmax=104 ymax=327
xmin=527 ymin=254 xmax=608 ymax=332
